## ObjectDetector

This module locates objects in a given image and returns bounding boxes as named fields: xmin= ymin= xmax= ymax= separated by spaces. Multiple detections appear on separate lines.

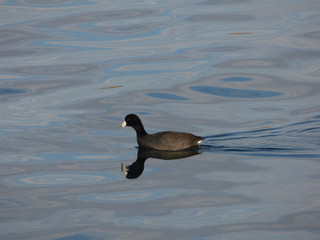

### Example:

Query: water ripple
xmin=191 ymin=85 xmax=282 ymax=98
xmin=201 ymin=117 xmax=320 ymax=158
xmin=215 ymin=59 xmax=287 ymax=68
xmin=34 ymin=9 xmax=160 ymax=28
xmin=7 ymin=64 xmax=101 ymax=75
xmin=0 ymin=88 xmax=27 ymax=95
xmin=119 ymin=204 xmax=302 ymax=229
xmin=0 ymin=198 xmax=27 ymax=209
xmin=187 ymin=13 xmax=254 ymax=21
xmin=95 ymin=23 xmax=163 ymax=36
xmin=147 ymin=92 xmax=190 ymax=100
xmin=303 ymin=30 xmax=320 ymax=40
xmin=9 ymin=0 xmax=94 ymax=7
xmin=66 ymin=188 xmax=204 ymax=203
xmin=185 ymin=73 xmax=318 ymax=101
xmin=6 ymin=172 xmax=119 ymax=186
xmin=219 ymin=76 xmax=253 ymax=82
xmin=0 ymin=29 xmax=52 ymax=46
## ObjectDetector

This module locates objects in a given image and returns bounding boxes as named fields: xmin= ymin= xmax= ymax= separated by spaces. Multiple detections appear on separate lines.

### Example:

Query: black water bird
xmin=120 ymin=114 xmax=204 ymax=151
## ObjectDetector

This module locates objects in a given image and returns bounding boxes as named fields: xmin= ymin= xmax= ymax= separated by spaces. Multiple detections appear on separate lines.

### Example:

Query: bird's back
xmin=138 ymin=131 xmax=204 ymax=151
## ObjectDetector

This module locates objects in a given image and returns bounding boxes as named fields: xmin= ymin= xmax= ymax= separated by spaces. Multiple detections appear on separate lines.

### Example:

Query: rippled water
xmin=1 ymin=0 xmax=320 ymax=239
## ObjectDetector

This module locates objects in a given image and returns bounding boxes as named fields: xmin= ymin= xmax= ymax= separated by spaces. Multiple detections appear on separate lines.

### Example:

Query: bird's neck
xmin=133 ymin=123 xmax=148 ymax=137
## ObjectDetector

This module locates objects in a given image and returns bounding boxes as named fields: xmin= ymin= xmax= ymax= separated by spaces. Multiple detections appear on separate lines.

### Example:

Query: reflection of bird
xmin=120 ymin=114 xmax=204 ymax=151
xmin=121 ymin=147 xmax=200 ymax=179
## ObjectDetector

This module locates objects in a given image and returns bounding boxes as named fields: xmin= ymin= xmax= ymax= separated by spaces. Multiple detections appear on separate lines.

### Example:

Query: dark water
xmin=1 ymin=0 xmax=320 ymax=239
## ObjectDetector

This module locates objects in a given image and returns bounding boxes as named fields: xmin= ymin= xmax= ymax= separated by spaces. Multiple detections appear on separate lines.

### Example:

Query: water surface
xmin=1 ymin=0 xmax=320 ymax=240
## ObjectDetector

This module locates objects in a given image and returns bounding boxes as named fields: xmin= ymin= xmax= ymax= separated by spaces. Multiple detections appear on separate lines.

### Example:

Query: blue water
xmin=1 ymin=0 xmax=320 ymax=239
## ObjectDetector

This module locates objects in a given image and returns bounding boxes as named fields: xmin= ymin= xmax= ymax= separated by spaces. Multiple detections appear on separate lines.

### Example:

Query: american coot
xmin=120 ymin=114 xmax=204 ymax=151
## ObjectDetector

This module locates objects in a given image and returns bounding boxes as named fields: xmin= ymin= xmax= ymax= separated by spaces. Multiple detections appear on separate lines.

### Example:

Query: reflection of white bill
xmin=121 ymin=163 xmax=128 ymax=176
